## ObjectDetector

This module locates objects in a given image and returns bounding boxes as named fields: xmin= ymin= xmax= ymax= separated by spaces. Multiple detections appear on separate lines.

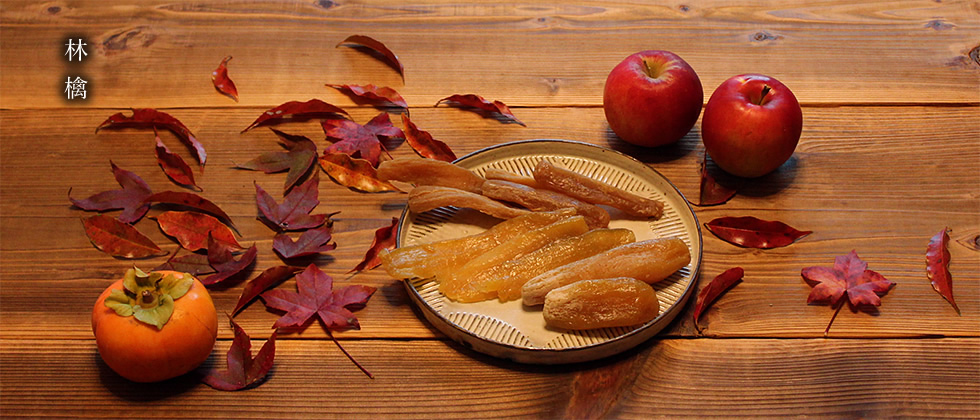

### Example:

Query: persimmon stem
xmin=327 ymin=330 xmax=373 ymax=379
xmin=824 ymin=298 xmax=845 ymax=337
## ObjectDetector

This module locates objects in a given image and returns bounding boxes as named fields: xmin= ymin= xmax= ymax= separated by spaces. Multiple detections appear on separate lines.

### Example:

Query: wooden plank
xmin=1 ymin=106 xmax=977 ymax=340
xmin=1 ymin=337 xmax=977 ymax=418
xmin=1 ymin=0 xmax=978 ymax=109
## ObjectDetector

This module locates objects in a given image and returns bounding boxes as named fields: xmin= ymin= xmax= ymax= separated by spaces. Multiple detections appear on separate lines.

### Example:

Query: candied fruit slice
xmin=441 ymin=215 xmax=590 ymax=302
xmin=380 ymin=209 xmax=575 ymax=280
xmin=522 ymin=237 xmax=690 ymax=306
xmin=377 ymin=157 xmax=485 ymax=193
xmin=533 ymin=160 xmax=663 ymax=219
xmin=543 ymin=277 xmax=659 ymax=330
xmin=478 ymin=228 xmax=636 ymax=302
xmin=408 ymin=185 xmax=529 ymax=220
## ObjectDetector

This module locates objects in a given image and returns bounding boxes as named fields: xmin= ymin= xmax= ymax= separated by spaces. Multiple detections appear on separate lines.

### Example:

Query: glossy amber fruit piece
xmin=543 ymin=277 xmax=659 ymax=330
xmin=380 ymin=209 xmax=575 ymax=280
xmin=441 ymin=215 xmax=589 ymax=302
xmin=522 ymin=236 xmax=690 ymax=306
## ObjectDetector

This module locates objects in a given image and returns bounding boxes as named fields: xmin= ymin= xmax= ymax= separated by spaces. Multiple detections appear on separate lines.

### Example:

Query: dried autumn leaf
xmin=155 ymin=251 xmax=216 ymax=276
xmin=211 ymin=56 xmax=239 ymax=102
xmin=261 ymin=263 xmax=376 ymax=377
xmin=319 ymin=152 xmax=400 ymax=193
xmin=232 ymin=265 xmax=301 ymax=316
xmin=802 ymin=250 xmax=895 ymax=335
xmin=201 ymin=317 xmax=275 ymax=391
xmin=273 ymin=226 xmax=337 ymax=259
xmin=235 ymin=129 xmax=318 ymax=193
xmin=255 ymin=174 xmax=331 ymax=231
xmin=322 ymin=118 xmax=386 ymax=167
xmin=926 ymin=228 xmax=958 ymax=314
xmin=326 ymin=83 xmax=408 ymax=110
xmin=96 ymin=108 xmax=206 ymax=169
xmin=363 ymin=112 xmax=405 ymax=141
xmin=435 ymin=94 xmax=525 ymax=126
xmin=336 ymin=34 xmax=404 ymax=80
xmin=693 ymin=267 xmax=744 ymax=331
xmin=69 ymin=161 xmax=152 ymax=224
xmin=401 ymin=114 xmax=456 ymax=162
xmin=242 ymin=99 xmax=350 ymax=133
xmin=698 ymin=152 xmax=736 ymax=206
xmin=201 ymin=234 xmax=258 ymax=286
xmin=143 ymin=191 xmax=234 ymax=228
xmin=704 ymin=216 xmax=811 ymax=249
xmin=351 ymin=217 xmax=398 ymax=273
xmin=154 ymin=128 xmax=200 ymax=190
xmin=82 ymin=214 xmax=167 ymax=259
xmin=155 ymin=210 xmax=241 ymax=252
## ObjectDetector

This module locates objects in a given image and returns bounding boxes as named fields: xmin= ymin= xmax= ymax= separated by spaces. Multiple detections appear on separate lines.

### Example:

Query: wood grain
xmin=1 ymin=338 xmax=976 ymax=418
xmin=1 ymin=0 xmax=978 ymax=109
xmin=0 ymin=106 xmax=977 ymax=340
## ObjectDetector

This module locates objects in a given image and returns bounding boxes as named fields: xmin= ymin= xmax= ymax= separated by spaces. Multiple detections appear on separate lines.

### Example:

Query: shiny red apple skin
xmin=603 ymin=50 xmax=703 ymax=147
xmin=701 ymin=74 xmax=803 ymax=178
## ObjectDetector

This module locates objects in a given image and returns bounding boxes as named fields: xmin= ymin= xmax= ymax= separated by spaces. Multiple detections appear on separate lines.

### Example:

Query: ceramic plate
xmin=398 ymin=139 xmax=702 ymax=364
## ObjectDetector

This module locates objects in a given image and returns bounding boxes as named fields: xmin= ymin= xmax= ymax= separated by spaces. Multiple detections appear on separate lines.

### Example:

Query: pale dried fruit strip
xmin=522 ymin=237 xmax=690 ymax=306
xmin=487 ymin=228 xmax=636 ymax=302
xmin=543 ymin=277 xmax=659 ymax=330
xmin=481 ymin=179 xmax=610 ymax=229
xmin=379 ymin=209 xmax=575 ymax=280
xmin=533 ymin=160 xmax=664 ymax=219
xmin=441 ymin=215 xmax=590 ymax=302
xmin=377 ymin=157 xmax=485 ymax=193
xmin=408 ymin=185 xmax=529 ymax=220
xmin=483 ymin=168 xmax=543 ymax=189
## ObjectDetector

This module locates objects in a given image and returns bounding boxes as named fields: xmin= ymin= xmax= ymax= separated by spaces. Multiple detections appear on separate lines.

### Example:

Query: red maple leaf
xmin=802 ymin=250 xmax=895 ymax=336
xmin=261 ymin=264 xmax=376 ymax=377
xmin=201 ymin=317 xmax=276 ymax=391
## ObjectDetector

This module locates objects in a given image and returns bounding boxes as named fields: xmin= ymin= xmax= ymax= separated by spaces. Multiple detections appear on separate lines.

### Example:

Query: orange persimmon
xmin=92 ymin=268 xmax=218 ymax=383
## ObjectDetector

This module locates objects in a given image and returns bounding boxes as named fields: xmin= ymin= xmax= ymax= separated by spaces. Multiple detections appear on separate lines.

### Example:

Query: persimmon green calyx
xmin=104 ymin=267 xmax=193 ymax=330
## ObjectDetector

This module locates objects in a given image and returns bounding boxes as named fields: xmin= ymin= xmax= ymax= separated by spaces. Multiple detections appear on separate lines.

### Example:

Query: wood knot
xmin=969 ymin=45 xmax=980 ymax=67
xmin=678 ymin=4 xmax=690 ymax=12
xmin=751 ymin=31 xmax=781 ymax=42
xmin=102 ymin=26 xmax=157 ymax=54
xmin=46 ymin=6 xmax=61 ymax=14
xmin=925 ymin=19 xmax=954 ymax=30
xmin=315 ymin=0 xmax=337 ymax=9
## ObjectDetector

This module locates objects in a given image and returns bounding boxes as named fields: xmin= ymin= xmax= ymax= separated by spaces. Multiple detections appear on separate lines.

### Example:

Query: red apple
xmin=603 ymin=50 xmax=703 ymax=147
xmin=701 ymin=74 xmax=803 ymax=178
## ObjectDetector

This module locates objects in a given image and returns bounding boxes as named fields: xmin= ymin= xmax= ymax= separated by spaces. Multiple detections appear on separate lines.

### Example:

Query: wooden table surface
xmin=2 ymin=0 xmax=978 ymax=418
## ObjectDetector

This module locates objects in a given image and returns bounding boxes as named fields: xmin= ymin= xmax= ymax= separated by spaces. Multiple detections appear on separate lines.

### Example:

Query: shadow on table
xmin=95 ymin=351 xmax=202 ymax=401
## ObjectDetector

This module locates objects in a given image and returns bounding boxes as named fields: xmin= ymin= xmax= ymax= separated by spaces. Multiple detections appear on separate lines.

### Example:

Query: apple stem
xmin=757 ymin=85 xmax=771 ymax=105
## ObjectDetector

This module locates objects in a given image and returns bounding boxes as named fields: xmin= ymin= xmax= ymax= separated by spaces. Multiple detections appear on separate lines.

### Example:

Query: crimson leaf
xmin=81 ymin=215 xmax=167 ymax=259
xmin=351 ymin=217 xmax=398 ymax=273
xmin=802 ymin=250 xmax=895 ymax=335
xmin=704 ymin=216 xmax=811 ymax=249
xmin=401 ymin=114 xmax=456 ymax=162
xmin=69 ymin=161 xmax=152 ymax=224
xmin=154 ymin=127 xmax=199 ymax=190
xmin=201 ymin=317 xmax=275 ymax=391
xmin=235 ymin=129 xmax=318 ymax=193
xmin=273 ymin=226 xmax=337 ymax=259
xmin=326 ymin=84 xmax=407 ymax=109
xmin=241 ymin=99 xmax=349 ymax=133
xmin=211 ymin=56 xmax=239 ymax=102
xmin=96 ymin=108 xmax=206 ymax=169
xmin=926 ymin=228 xmax=958 ymax=314
xmin=232 ymin=265 xmax=302 ymax=316
xmin=435 ymin=94 xmax=524 ymax=126
xmin=692 ymin=267 xmax=744 ymax=332
xmin=255 ymin=174 xmax=331 ymax=231
xmin=336 ymin=35 xmax=404 ymax=80
xmin=201 ymin=234 xmax=257 ymax=286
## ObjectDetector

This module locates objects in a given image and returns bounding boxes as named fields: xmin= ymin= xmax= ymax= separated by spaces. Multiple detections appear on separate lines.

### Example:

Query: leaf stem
xmin=328 ymin=330 xmax=373 ymax=379
xmin=824 ymin=298 xmax=845 ymax=337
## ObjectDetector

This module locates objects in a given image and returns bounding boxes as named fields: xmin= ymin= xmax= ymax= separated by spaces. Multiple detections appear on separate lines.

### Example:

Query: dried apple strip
xmin=379 ymin=209 xmax=575 ymax=280
xmin=441 ymin=215 xmax=590 ymax=302
xmin=481 ymin=179 xmax=610 ymax=229
xmin=522 ymin=237 xmax=690 ymax=306
xmin=543 ymin=277 xmax=659 ymax=330
xmin=533 ymin=160 xmax=664 ymax=219
xmin=483 ymin=168 xmax=543 ymax=189
xmin=408 ymin=186 xmax=529 ymax=220
xmin=485 ymin=228 xmax=636 ymax=302
xmin=377 ymin=157 xmax=485 ymax=194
